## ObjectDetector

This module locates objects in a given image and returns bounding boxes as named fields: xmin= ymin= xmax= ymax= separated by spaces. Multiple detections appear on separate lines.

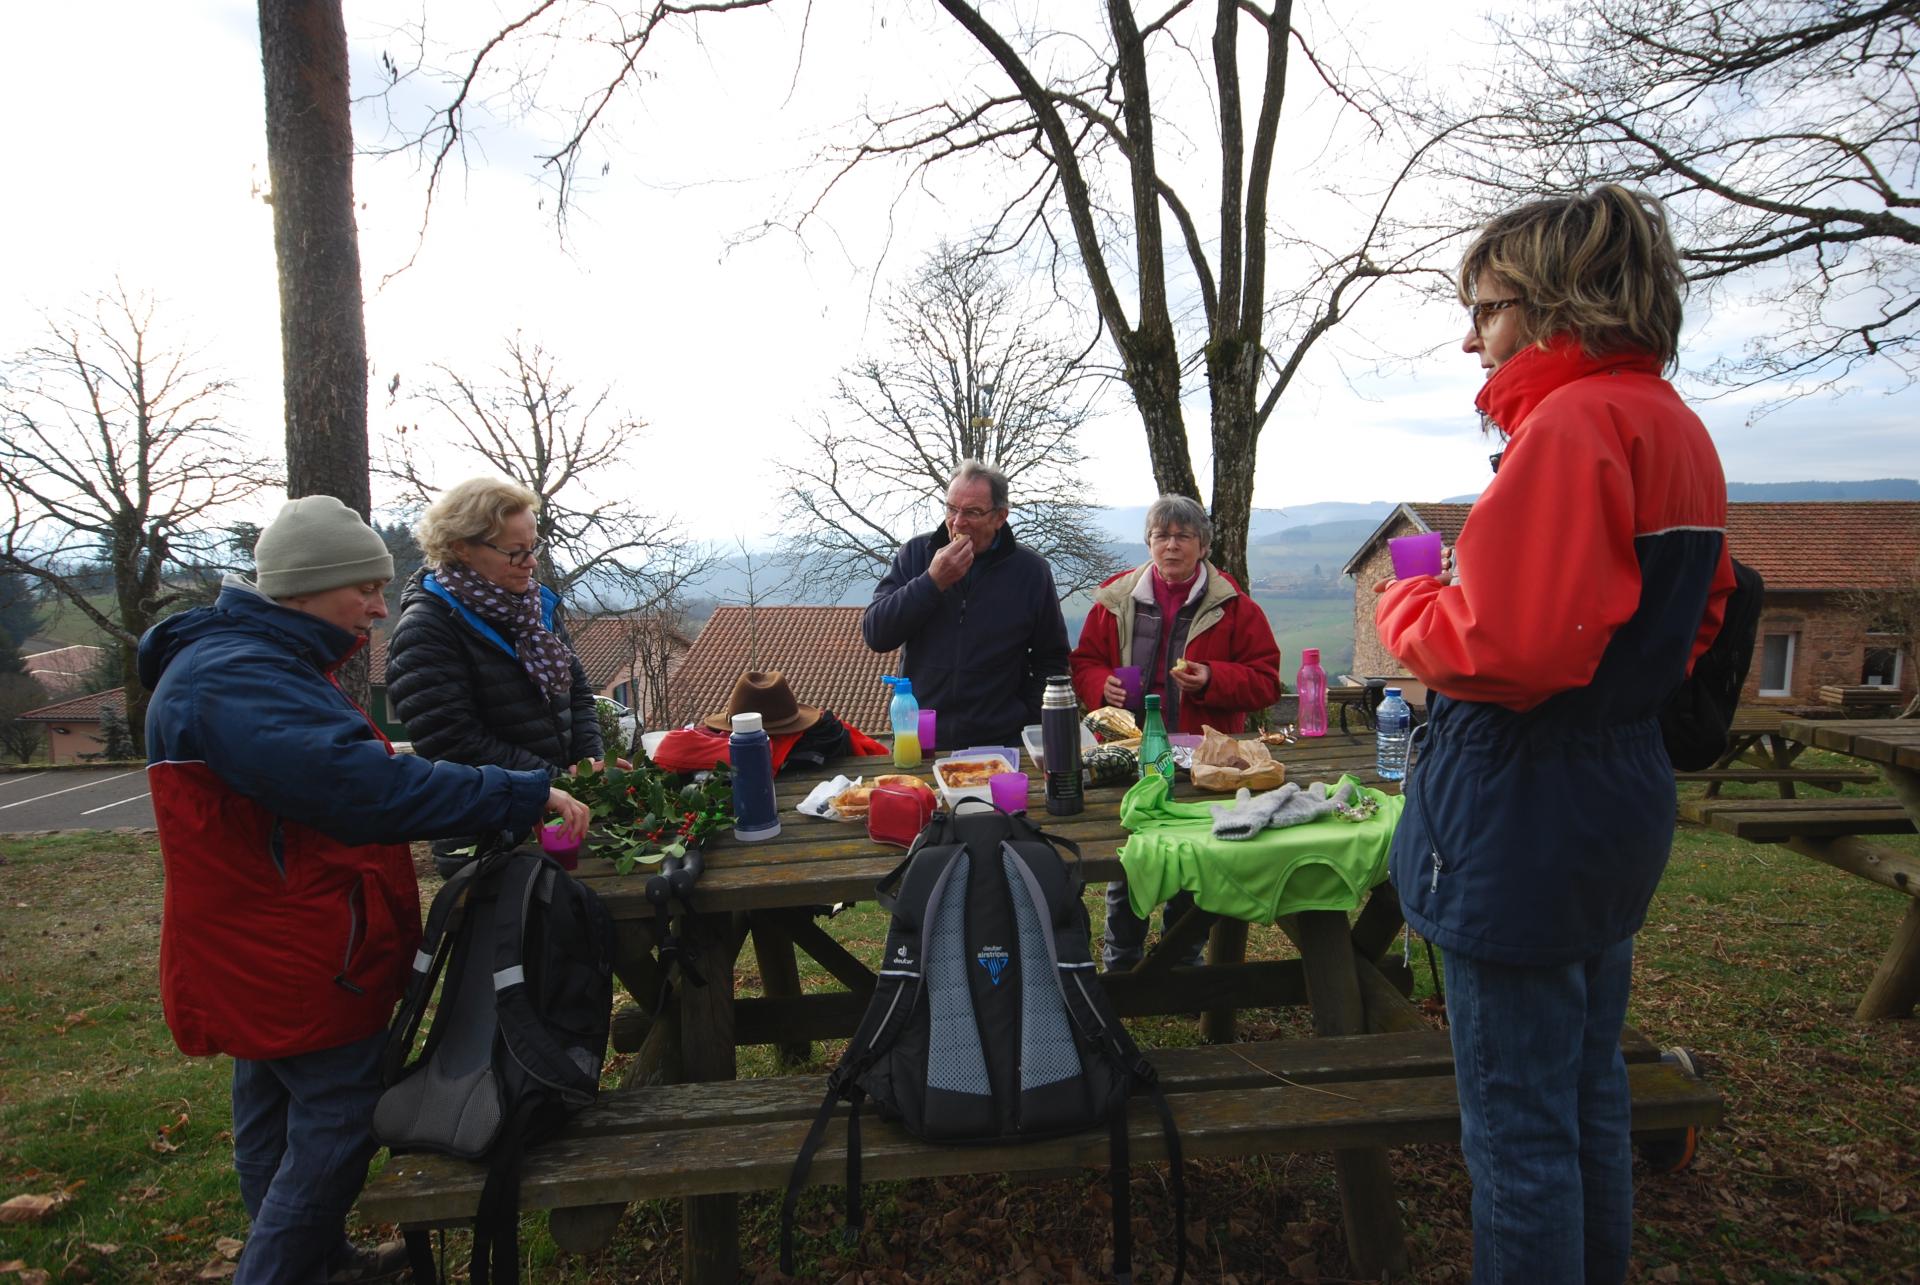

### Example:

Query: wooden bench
xmin=1679 ymin=795 xmax=1916 ymax=842
xmin=360 ymin=1028 xmax=1722 ymax=1268
xmin=1675 ymin=768 xmax=1879 ymax=790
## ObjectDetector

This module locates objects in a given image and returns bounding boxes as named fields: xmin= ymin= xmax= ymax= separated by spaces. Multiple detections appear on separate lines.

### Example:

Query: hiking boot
xmin=326 ymin=1240 xmax=410 ymax=1283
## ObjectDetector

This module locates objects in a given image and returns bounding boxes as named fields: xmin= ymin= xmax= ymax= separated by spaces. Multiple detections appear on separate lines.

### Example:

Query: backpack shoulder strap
xmin=381 ymin=856 xmax=490 ymax=1084
xmin=489 ymin=854 xmax=602 ymax=1102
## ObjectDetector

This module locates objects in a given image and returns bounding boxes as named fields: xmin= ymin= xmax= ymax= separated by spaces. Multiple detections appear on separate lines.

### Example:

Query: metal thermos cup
xmin=1041 ymin=677 xmax=1084 ymax=815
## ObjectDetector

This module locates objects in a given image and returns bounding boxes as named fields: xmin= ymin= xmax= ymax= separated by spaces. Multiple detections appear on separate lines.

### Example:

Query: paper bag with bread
xmin=1189 ymin=726 xmax=1287 ymax=793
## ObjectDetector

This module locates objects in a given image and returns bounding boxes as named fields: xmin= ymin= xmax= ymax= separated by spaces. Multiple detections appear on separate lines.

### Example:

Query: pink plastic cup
xmin=539 ymin=821 xmax=582 ymax=871
xmin=1389 ymin=532 xmax=1445 ymax=579
xmin=917 ymin=708 xmax=937 ymax=752
xmin=989 ymin=771 xmax=1030 ymax=813
xmin=1114 ymin=665 xmax=1144 ymax=709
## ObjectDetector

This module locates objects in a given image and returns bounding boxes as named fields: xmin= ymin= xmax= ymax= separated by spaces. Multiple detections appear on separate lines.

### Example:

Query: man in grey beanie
xmin=139 ymin=494 xmax=590 ymax=1284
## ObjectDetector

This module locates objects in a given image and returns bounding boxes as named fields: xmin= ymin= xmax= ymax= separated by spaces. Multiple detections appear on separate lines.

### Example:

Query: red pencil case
xmin=867 ymin=785 xmax=936 ymax=848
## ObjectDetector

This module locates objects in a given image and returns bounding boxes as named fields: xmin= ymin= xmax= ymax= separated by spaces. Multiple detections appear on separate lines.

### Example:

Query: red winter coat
xmin=1070 ymin=564 xmax=1281 ymax=735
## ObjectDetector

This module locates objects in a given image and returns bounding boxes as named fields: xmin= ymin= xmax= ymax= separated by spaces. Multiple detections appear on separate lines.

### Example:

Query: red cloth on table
xmin=649 ymin=723 xmax=888 ymax=774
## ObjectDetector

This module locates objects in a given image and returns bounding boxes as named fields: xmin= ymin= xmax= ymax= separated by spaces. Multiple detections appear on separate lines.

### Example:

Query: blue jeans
xmin=1101 ymin=882 xmax=1212 ymax=971
xmin=231 ymin=1029 xmax=389 ymax=1285
xmin=1444 ymin=938 xmax=1636 ymax=1285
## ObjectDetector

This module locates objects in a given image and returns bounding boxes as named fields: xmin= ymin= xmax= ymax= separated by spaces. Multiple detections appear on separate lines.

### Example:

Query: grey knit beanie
xmin=253 ymin=495 xmax=396 ymax=598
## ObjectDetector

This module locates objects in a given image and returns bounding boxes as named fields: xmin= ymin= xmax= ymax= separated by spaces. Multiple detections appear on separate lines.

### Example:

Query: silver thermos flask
xmin=1041 ymin=676 xmax=1084 ymax=815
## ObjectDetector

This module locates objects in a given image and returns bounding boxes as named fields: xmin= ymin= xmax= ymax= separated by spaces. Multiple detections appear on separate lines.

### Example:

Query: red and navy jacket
xmin=1376 ymin=338 xmax=1735 ymax=966
xmin=140 ymin=578 xmax=551 ymax=1061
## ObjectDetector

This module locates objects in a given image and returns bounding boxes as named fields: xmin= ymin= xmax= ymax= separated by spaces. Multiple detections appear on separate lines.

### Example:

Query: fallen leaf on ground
xmin=0 ymin=1193 xmax=70 ymax=1225
xmin=213 ymin=1238 xmax=243 ymax=1260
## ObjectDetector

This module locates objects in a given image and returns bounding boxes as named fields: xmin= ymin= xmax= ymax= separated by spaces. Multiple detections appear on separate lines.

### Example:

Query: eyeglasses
xmin=480 ymin=539 xmax=543 ymax=567
xmin=1148 ymin=529 xmax=1200 ymax=547
xmin=1467 ymin=297 xmax=1523 ymax=334
xmin=944 ymin=504 xmax=1000 ymax=522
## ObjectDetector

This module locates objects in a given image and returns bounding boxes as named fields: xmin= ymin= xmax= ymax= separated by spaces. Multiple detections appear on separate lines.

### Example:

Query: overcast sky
xmin=4 ymin=1 xmax=1915 ymax=549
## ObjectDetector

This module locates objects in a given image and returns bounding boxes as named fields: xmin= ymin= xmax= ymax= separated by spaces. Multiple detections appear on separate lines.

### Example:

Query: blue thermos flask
xmin=730 ymin=712 xmax=781 ymax=841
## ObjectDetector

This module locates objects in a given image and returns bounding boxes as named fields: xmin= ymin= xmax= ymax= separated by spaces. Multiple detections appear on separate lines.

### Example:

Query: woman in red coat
xmin=1070 ymin=493 xmax=1281 ymax=970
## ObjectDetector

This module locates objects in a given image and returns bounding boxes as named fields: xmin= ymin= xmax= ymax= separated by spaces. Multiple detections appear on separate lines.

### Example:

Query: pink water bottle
xmin=1296 ymin=647 xmax=1327 ymax=738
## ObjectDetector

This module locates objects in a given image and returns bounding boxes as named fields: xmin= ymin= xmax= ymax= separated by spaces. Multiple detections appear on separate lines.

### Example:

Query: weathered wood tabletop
xmin=571 ymin=729 xmax=1422 ymax=1281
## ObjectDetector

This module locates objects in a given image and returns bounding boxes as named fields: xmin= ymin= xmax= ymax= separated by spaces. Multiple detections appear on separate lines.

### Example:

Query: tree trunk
xmin=1128 ymin=329 xmax=1201 ymax=506
xmin=260 ymin=0 xmax=373 ymax=704
xmin=259 ymin=0 xmax=370 ymax=517
xmin=1205 ymin=336 xmax=1263 ymax=588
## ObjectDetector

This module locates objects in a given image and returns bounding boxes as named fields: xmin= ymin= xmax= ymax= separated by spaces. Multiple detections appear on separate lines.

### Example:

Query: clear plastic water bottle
xmin=1296 ymin=647 xmax=1327 ymax=738
xmin=1375 ymin=687 xmax=1411 ymax=782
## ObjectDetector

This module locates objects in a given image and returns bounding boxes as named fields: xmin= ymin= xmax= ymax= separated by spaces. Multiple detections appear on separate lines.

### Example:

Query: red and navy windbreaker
xmin=1375 ymin=338 xmax=1735 ymax=966
xmin=140 ymin=578 xmax=552 ymax=1061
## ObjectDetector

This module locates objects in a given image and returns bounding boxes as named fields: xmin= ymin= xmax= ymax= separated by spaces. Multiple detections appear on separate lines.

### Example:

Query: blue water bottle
xmin=1375 ymin=688 xmax=1412 ymax=782
xmin=729 ymin=712 xmax=781 ymax=841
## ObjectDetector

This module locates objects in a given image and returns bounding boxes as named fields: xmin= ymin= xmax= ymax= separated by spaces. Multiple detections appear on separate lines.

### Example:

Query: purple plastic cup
xmin=989 ymin=770 xmax=1030 ymax=813
xmin=1389 ymin=532 xmax=1444 ymax=579
xmin=917 ymin=708 xmax=937 ymax=752
xmin=539 ymin=821 xmax=581 ymax=871
xmin=1114 ymin=665 xmax=1144 ymax=709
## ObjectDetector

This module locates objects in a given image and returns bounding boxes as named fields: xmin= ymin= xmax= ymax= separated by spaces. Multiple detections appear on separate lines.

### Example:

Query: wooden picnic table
xmin=570 ymin=730 xmax=1422 ymax=1281
xmin=1777 ymin=718 xmax=1920 ymax=1020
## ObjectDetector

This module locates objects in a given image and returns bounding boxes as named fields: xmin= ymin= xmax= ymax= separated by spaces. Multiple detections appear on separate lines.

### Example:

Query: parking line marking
xmin=0 ymin=773 xmax=49 ymax=789
xmin=80 ymin=791 xmax=153 ymax=817
xmin=0 ymin=771 xmax=138 ymax=811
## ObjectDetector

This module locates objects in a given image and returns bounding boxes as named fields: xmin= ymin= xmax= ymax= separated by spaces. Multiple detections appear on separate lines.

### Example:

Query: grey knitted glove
xmin=1211 ymin=780 xmax=1356 ymax=840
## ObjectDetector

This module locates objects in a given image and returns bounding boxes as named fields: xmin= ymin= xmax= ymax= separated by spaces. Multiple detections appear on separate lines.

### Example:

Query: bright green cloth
xmin=1116 ymin=771 xmax=1403 ymax=924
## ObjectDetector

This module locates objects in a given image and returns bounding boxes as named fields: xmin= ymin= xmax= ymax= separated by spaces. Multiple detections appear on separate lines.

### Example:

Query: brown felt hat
xmin=703 ymin=670 xmax=823 ymax=735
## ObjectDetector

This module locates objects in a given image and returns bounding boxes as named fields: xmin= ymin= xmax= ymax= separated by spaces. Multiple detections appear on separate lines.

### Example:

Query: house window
xmin=1862 ymin=646 xmax=1903 ymax=688
xmin=612 ymin=681 xmax=631 ymax=707
xmin=1757 ymin=632 xmax=1796 ymax=696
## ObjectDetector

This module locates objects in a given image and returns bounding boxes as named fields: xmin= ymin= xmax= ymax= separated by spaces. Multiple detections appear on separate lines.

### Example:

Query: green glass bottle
xmin=1138 ymin=693 xmax=1175 ymax=780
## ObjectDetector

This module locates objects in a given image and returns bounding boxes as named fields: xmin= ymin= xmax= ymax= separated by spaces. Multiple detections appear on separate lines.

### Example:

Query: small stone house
xmin=1343 ymin=500 xmax=1920 ymax=707
xmin=16 ymin=686 xmax=128 ymax=763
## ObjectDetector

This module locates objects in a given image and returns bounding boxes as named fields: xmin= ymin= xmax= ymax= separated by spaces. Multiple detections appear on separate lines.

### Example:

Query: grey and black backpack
xmin=780 ymin=801 xmax=1185 ymax=1283
xmin=373 ymin=842 xmax=614 ymax=1284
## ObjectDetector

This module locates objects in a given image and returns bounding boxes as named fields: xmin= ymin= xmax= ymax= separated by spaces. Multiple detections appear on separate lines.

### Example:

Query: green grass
xmin=3 ymin=771 xmax=1918 ymax=1281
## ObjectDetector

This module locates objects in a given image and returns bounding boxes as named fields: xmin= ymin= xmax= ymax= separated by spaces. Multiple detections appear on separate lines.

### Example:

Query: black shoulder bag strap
xmin=469 ymin=854 xmax=549 ymax=1285
xmin=380 ymin=856 xmax=489 ymax=1085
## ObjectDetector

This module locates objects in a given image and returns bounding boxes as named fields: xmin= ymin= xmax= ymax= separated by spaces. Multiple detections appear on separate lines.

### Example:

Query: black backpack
xmin=373 ymin=843 xmax=615 ymax=1284
xmin=1661 ymin=557 xmax=1765 ymax=771
xmin=780 ymin=802 xmax=1186 ymax=1283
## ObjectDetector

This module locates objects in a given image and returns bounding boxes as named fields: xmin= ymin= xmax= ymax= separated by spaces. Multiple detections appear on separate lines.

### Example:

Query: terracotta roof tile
xmin=666 ymin=606 xmax=898 ymax=735
xmin=567 ymin=615 xmax=693 ymax=690
xmin=1722 ymin=502 xmax=1920 ymax=591
xmin=19 ymin=685 xmax=124 ymax=722
xmin=1407 ymin=503 xmax=1472 ymax=544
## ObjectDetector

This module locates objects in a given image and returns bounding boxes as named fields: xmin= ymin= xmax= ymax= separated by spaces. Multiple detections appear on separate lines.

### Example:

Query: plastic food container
xmin=1021 ymin=723 xmax=1098 ymax=771
xmin=931 ymin=752 xmax=1016 ymax=810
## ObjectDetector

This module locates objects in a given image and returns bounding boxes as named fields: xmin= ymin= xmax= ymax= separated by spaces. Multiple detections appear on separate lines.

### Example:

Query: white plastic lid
xmin=731 ymin=712 xmax=764 ymax=734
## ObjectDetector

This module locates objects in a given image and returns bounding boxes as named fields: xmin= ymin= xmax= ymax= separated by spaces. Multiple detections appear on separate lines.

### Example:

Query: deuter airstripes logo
xmin=976 ymin=944 xmax=1010 ymax=985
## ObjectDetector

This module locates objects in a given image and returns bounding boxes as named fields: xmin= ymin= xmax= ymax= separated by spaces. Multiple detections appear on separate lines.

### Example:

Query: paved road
xmin=0 ymin=768 xmax=156 ymax=832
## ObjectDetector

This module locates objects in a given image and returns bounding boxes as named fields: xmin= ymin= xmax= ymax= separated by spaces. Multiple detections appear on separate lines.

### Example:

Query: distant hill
xmin=1726 ymin=478 xmax=1920 ymax=501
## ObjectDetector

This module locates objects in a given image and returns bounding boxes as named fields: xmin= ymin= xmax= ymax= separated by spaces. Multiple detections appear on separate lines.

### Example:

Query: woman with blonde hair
xmin=1374 ymin=185 xmax=1735 ymax=1282
xmin=386 ymin=478 xmax=604 ymax=872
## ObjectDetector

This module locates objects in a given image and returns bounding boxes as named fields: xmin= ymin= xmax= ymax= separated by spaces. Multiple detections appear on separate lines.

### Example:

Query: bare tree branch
xmin=0 ymin=286 xmax=280 ymax=753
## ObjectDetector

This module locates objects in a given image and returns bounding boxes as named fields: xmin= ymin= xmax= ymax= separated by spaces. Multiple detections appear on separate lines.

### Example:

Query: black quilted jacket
xmin=385 ymin=569 xmax=602 ymax=779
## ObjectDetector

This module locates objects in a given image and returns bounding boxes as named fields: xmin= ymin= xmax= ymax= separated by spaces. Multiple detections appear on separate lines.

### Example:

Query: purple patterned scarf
xmin=432 ymin=561 xmax=574 ymax=703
